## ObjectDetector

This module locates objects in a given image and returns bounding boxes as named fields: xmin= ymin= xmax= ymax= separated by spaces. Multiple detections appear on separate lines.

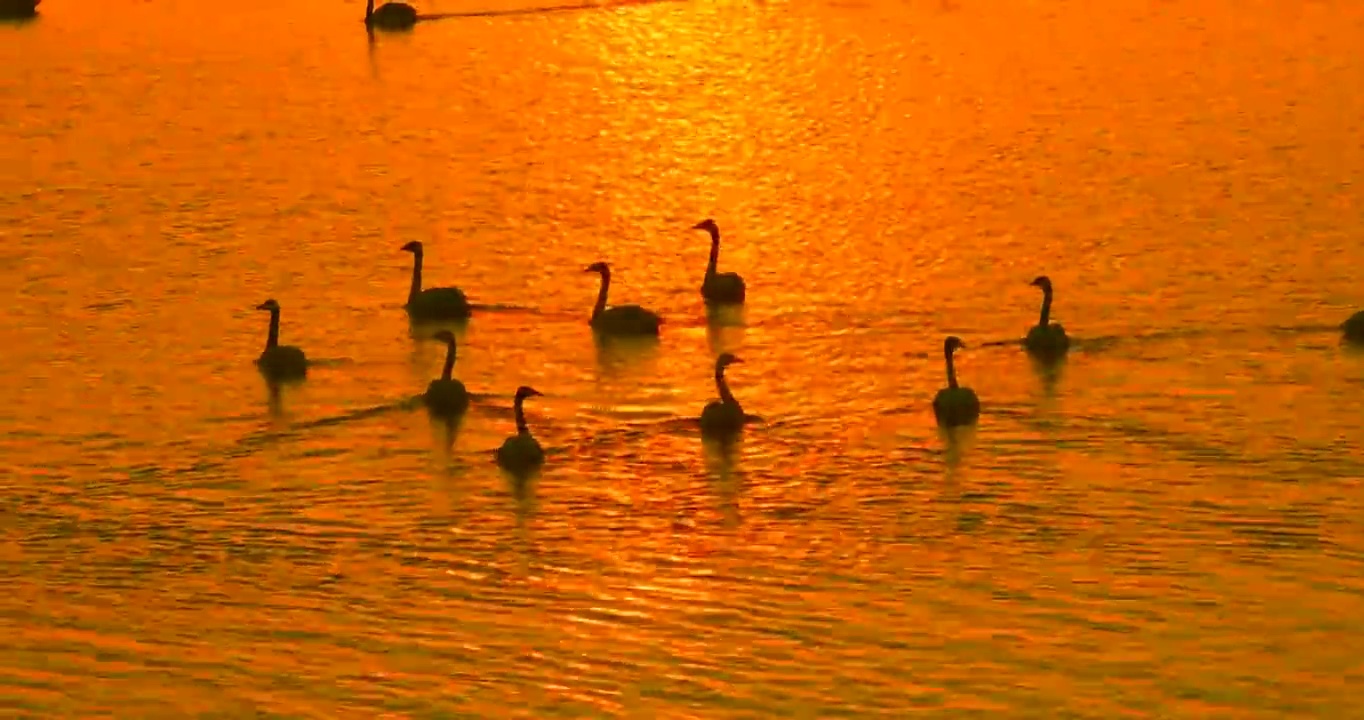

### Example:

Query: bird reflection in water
xmin=937 ymin=423 xmax=976 ymax=474
xmin=702 ymin=434 xmax=744 ymax=529
xmin=592 ymin=333 xmax=661 ymax=380
xmin=265 ymin=381 xmax=287 ymax=424
xmin=704 ymin=303 xmax=746 ymax=356
xmin=1029 ymin=352 xmax=1067 ymax=400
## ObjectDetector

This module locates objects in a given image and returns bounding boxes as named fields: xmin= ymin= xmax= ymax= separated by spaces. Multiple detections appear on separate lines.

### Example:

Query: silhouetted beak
xmin=730 ymin=357 xmax=743 ymax=364
xmin=255 ymin=303 xmax=271 ymax=310
xmin=529 ymin=389 xmax=544 ymax=397
xmin=692 ymin=221 xmax=708 ymax=229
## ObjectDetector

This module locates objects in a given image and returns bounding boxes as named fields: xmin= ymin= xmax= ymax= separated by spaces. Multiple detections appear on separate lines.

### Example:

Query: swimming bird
xmin=423 ymin=330 xmax=470 ymax=417
xmin=694 ymin=219 xmax=746 ymax=305
xmin=584 ymin=261 xmax=662 ymax=336
xmin=1 ymin=0 xmax=39 ymax=19
xmin=497 ymin=386 xmax=545 ymax=474
xmin=1343 ymin=311 xmax=1364 ymax=343
xmin=364 ymin=0 xmax=418 ymax=29
xmin=932 ymin=336 xmax=980 ymax=427
xmin=1024 ymin=275 xmax=1070 ymax=359
xmin=401 ymin=241 xmax=471 ymax=321
xmin=700 ymin=352 xmax=746 ymax=437
xmin=254 ymin=299 xmax=308 ymax=380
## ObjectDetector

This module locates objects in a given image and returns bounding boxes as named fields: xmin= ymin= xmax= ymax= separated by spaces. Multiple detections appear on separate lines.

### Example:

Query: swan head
xmin=715 ymin=352 xmax=742 ymax=371
xmin=401 ymin=241 xmax=424 ymax=254
xmin=515 ymin=385 xmax=544 ymax=401
xmin=584 ymin=261 xmax=609 ymax=275
xmin=432 ymin=330 xmax=457 ymax=344
xmin=1029 ymin=275 xmax=1053 ymax=291
xmin=256 ymin=299 xmax=281 ymax=312
xmin=693 ymin=218 xmax=719 ymax=235
xmin=944 ymin=336 xmax=967 ymax=354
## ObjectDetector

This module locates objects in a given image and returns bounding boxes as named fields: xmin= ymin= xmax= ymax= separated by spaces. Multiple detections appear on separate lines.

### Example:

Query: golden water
xmin=4 ymin=0 xmax=1364 ymax=715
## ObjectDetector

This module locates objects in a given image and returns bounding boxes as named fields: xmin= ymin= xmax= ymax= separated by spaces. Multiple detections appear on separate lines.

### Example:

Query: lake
xmin=3 ymin=0 xmax=1363 ymax=715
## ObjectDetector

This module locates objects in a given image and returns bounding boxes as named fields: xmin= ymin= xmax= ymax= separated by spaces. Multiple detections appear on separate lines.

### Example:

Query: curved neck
xmin=944 ymin=346 xmax=958 ymax=389
xmin=265 ymin=309 xmax=280 ymax=350
xmin=440 ymin=339 xmax=456 ymax=381
xmin=1038 ymin=286 xmax=1053 ymax=327
xmin=365 ymin=0 xmax=374 ymax=21
xmin=591 ymin=270 xmax=610 ymax=321
xmin=513 ymin=396 xmax=530 ymax=435
xmin=408 ymin=251 xmax=423 ymax=305
xmin=705 ymin=232 xmax=720 ymax=278
xmin=715 ymin=364 xmax=737 ymax=406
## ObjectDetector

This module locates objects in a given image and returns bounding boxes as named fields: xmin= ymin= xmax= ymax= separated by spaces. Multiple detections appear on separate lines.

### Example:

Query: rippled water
xmin=4 ymin=0 xmax=1364 ymax=715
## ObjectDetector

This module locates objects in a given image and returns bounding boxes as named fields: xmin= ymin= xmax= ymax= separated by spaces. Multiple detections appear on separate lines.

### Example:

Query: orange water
xmin=4 ymin=0 xmax=1364 ymax=716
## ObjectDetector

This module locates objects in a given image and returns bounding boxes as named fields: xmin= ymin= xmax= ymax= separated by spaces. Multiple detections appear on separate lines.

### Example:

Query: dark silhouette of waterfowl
xmin=254 ymin=299 xmax=308 ymax=381
xmin=1023 ymin=275 xmax=1070 ymax=360
xmin=700 ymin=353 xmax=746 ymax=437
xmin=423 ymin=330 xmax=469 ymax=417
xmin=401 ymin=241 xmax=472 ymax=321
xmin=694 ymin=219 xmax=746 ymax=305
xmin=584 ymin=261 xmax=662 ymax=336
xmin=497 ymin=386 xmax=545 ymax=474
xmin=932 ymin=336 xmax=980 ymax=427
xmin=1342 ymin=310 xmax=1364 ymax=343
xmin=364 ymin=0 xmax=417 ymax=29
xmin=0 ymin=0 xmax=39 ymax=19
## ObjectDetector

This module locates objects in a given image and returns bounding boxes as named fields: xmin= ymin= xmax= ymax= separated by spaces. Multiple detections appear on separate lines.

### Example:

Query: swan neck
xmin=513 ymin=396 xmax=530 ymax=435
xmin=265 ymin=308 xmax=280 ymax=350
xmin=1038 ymin=286 xmax=1053 ymax=327
xmin=441 ymin=338 xmax=456 ymax=381
xmin=945 ymin=347 xmax=958 ymax=389
xmin=365 ymin=0 xmax=374 ymax=21
xmin=716 ymin=365 xmax=738 ymax=406
xmin=408 ymin=251 xmax=423 ymax=305
xmin=592 ymin=270 xmax=610 ymax=321
xmin=705 ymin=233 xmax=720 ymax=278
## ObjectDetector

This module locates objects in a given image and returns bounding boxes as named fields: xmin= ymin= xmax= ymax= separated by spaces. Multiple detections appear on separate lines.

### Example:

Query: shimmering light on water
xmin=4 ymin=0 xmax=1364 ymax=715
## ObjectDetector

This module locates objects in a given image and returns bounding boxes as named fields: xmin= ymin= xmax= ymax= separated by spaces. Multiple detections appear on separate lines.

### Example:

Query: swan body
xmin=254 ymin=299 xmax=308 ymax=380
xmin=1 ymin=0 xmax=39 ymax=18
xmin=932 ymin=336 xmax=980 ymax=427
xmin=423 ymin=330 xmax=470 ymax=417
xmin=402 ymin=241 xmax=471 ymax=321
xmin=584 ymin=261 xmax=662 ymax=336
xmin=497 ymin=386 xmax=545 ymax=474
xmin=694 ymin=219 xmax=747 ymax=305
xmin=1343 ymin=310 xmax=1364 ymax=343
xmin=365 ymin=0 xmax=418 ymax=29
xmin=700 ymin=352 xmax=746 ymax=437
xmin=1023 ymin=275 xmax=1070 ymax=359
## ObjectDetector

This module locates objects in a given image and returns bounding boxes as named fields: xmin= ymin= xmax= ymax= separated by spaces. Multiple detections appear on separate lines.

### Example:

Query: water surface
xmin=4 ymin=0 xmax=1364 ymax=716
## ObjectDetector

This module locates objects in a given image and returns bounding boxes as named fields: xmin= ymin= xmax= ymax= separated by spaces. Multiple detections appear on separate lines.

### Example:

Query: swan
xmin=694 ymin=219 xmax=746 ymax=304
xmin=401 ymin=241 xmax=471 ymax=321
xmin=1 ymin=0 xmax=40 ymax=19
xmin=1343 ymin=310 xmax=1364 ymax=343
xmin=497 ymin=386 xmax=545 ymax=473
xmin=584 ymin=261 xmax=662 ymax=336
xmin=364 ymin=0 xmax=418 ymax=29
xmin=932 ymin=336 xmax=980 ymax=427
xmin=1024 ymin=275 xmax=1070 ymax=359
xmin=423 ymin=330 xmax=470 ymax=417
xmin=254 ymin=299 xmax=308 ymax=380
xmin=700 ymin=352 xmax=746 ymax=437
